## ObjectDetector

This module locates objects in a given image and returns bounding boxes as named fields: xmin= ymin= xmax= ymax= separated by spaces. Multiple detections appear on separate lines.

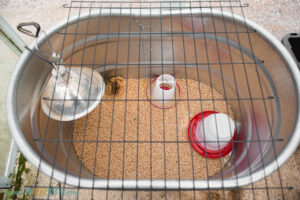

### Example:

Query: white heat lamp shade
xmin=195 ymin=113 xmax=236 ymax=151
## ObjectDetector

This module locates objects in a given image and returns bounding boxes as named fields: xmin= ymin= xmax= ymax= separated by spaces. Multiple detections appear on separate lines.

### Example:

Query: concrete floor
xmin=0 ymin=0 xmax=299 ymax=199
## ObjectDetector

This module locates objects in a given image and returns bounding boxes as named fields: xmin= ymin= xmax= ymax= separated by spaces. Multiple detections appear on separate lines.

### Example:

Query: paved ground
xmin=0 ymin=0 xmax=299 ymax=199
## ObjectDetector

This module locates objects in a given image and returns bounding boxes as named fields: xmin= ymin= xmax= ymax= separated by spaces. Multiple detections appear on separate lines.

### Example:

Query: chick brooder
xmin=6 ymin=0 xmax=300 ymax=198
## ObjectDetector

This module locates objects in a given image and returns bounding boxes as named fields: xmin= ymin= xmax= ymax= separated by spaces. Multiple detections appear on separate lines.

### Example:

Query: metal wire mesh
xmin=13 ymin=0 xmax=297 ymax=199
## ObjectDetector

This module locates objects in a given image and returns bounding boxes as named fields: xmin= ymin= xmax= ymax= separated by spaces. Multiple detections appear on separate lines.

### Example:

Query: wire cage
xmin=6 ymin=0 xmax=300 ymax=199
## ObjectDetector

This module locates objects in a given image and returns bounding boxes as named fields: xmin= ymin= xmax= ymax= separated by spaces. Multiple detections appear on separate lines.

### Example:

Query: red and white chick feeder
xmin=188 ymin=111 xmax=238 ymax=158
xmin=147 ymin=74 xmax=181 ymax=109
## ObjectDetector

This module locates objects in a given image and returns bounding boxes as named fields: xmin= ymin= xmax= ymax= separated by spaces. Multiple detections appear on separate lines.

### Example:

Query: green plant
xmin=6 ymin=153 xmax=31 ymax=200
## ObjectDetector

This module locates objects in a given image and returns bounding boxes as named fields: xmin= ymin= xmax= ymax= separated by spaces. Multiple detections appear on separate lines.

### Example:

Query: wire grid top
xmin=12 ymin=1 xmax=296 ymax=200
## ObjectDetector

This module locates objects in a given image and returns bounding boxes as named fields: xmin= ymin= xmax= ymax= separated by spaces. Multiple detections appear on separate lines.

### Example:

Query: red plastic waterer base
xmin=187 ymin=111 xmax=237 ymax=159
